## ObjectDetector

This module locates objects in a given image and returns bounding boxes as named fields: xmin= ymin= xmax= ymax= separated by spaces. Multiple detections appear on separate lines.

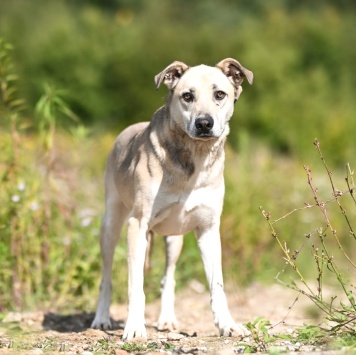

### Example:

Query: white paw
xmin=216 ymin=316 xmax=250 ymax=337
xmin=123 ymin=319 xmax=147 ymax=340
xmin=91 ymin=313 xmax=112 ymax=330
xmin=220 ymin=323 xmax=251 ymax=338
xmin=157 ymin=314 xmax=178 ymax=331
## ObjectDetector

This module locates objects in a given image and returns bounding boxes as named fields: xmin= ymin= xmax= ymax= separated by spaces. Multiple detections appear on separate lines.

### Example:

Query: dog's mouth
xmin=195 ymin=132 xmax=215 ymax=139
xmin=191 ymin=132 xmax=220 ymax=141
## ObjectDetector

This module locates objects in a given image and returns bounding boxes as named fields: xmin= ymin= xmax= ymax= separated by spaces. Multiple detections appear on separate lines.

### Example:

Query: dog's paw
xmin=157 ymin=314 xmax=178 ymax=331
xmin=91 ymin=314 xmax=112 ymax=330
xmin=216 ymin=316 xmax=250 ymax=338
xmin=223 ymin=322 xmax=250 ymax=338
xmin=123 ymin=320 xmax=147 ymax=340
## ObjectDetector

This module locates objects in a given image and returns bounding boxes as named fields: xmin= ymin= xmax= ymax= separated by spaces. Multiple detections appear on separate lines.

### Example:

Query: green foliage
xmin=234 ymin=318 xmax=356 ymax=353
xmin=0 ymin=40 xmax=104 ymax=310
xmin=90 ymin=337 xmax=117 ymax=353
xmin=121 ymin=342 xmax=148 ymax=352
xmin=293 ymin=324 xmax=356 ymax=351
xmin=0 ymin=40 xmax=26 ymax=118
xmin=295 ymin=324 xmax=329 ymax=343
xmin=35 ymin=83 xmax=78 ymax=151
xmin=241 ymin=317 xmax=274 ymax=353
xmin=0 ymin=1 xmax=356 ymax=164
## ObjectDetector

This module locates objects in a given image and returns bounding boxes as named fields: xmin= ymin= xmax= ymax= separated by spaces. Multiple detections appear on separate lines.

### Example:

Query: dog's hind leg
xmin=157 ymin=235 xmax=184 ymax=331
xmin=91 ymin=199 xmax=128 ymax=330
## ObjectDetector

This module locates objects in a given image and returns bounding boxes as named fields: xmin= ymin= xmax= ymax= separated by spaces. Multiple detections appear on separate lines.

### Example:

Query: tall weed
xmin=260 ymin=140 xmax=356 ymax=333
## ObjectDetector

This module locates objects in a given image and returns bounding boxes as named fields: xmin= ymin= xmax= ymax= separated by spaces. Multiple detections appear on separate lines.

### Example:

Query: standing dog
xmin=91 ymin=58 xmax=253 ymax=340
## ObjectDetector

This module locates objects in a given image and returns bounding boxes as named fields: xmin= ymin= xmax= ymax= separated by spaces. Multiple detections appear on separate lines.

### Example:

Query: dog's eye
xmin=215 ymin=91 xmax=226 ymax=100
xmin=182 ymin=92 xmax=194 ymax=102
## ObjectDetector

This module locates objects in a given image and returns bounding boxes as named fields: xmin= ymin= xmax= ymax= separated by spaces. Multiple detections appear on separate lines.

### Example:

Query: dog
xmin=91 ymin=58 xmax=253 ymax=340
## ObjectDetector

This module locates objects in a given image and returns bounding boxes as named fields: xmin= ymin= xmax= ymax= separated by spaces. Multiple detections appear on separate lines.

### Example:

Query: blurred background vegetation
xmin=0 ymin=0 xmax=356 ymax=312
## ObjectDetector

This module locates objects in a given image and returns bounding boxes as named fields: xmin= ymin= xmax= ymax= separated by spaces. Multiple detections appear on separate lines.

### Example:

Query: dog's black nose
xmin=195 ymin=116 xmax=214 ymax=134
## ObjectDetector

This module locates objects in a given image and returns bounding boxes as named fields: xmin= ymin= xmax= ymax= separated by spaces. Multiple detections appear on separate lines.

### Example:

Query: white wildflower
xmin=81 ymin=216 xmax=93 ymax=227
xmin=11 ymin=195 xmax=20 ymax=203
xmin=17 ymin=182 xmax=26 ymax=191
xmin=30 ymin=201 xmax=39 ymax=211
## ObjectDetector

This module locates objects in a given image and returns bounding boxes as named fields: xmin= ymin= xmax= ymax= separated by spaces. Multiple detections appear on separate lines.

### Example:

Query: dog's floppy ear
xmin=155 ymin=61 xmax=190 ymax=90
xmin=216 ymin=58 xmax=253 ymax=101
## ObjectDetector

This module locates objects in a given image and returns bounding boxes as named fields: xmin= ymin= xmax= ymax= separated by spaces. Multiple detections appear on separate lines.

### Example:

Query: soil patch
xmin=0 ymin=283 xmax=326 ymax=354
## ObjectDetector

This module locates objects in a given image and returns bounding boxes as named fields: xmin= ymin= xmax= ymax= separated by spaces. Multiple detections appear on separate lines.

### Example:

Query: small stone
xmin=235 ymin=345 xmax=246 ymax=353
xmin=2 ymin=312 xmax=22 ymax=323
xmin=197 ymin=346 xmax=207 ymax=352
xmin=167 ymin=332 xmax=185 ymax=340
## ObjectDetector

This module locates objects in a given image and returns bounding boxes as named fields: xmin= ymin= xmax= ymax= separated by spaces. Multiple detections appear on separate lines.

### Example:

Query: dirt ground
xmin=0 ymin=282 xmax=338 ymax=354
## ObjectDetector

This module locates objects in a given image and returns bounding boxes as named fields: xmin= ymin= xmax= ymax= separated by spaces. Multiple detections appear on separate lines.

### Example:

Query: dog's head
xmin=155 ymin=58 xmax=253 ymax=141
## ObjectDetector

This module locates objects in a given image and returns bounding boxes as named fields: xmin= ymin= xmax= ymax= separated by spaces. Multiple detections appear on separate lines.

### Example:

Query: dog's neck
xmin=150 ymin=106 xmax=226 ymax=179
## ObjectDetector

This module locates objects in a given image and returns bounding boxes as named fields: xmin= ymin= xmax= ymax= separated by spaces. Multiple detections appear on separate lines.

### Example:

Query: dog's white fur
xmin=91 ymin=58 xmax=253 ymax=340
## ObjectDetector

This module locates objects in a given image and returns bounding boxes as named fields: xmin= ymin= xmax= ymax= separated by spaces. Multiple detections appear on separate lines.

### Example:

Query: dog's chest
xmin=148 ymin=183 xmax=223 ymax=236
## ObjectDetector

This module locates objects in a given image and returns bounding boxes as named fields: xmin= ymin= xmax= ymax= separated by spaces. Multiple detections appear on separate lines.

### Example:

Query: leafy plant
xmin=260 ymin=139 xmax=356 ymax=348
xmin=235 ymin=317 xmax=274 ymax=353
xmin=35 ymin=82 xmax=78 ymax=152
xmin=121 ymin=342 xmax=148 ymax=352
xmin=90 ymin=337 xmax=117 ymax=353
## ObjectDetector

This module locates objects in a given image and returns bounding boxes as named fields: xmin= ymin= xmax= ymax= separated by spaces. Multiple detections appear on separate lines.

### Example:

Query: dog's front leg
xmin=197 ymin=226 xmax=249 ymax=337
xmin=123 ymin=217 xmax=148 ymax=340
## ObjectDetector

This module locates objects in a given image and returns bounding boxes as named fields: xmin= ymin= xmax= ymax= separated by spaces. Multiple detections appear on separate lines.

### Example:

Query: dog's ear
xmin=155 ymin=61 xmax=190 ymax=90
xmin=216 ymin=58 xmax=253 ymax=101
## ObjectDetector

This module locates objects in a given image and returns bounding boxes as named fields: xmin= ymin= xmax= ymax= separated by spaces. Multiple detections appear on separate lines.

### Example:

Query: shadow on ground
xmin=42 ymin=312 xmax=125 ymax=333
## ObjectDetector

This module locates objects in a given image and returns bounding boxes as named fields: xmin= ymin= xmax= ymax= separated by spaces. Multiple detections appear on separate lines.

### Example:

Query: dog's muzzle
xmin=195 ymin=116 xmax=214 ymax=137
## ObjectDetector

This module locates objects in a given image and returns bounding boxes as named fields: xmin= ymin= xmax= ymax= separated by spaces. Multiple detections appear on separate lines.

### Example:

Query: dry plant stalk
xmin=260 ymin=139 xmax=356 ymax=333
